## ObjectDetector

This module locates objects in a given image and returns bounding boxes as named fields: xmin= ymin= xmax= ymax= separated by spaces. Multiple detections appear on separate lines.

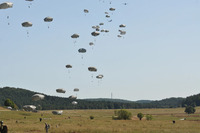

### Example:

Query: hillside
xmin=84 ymin=98 xmax=134 ymax=103
xmin=182 ymin=93 xmax=200 ymax=107
xmin=0 ymin=87 xmax=187 ymax=110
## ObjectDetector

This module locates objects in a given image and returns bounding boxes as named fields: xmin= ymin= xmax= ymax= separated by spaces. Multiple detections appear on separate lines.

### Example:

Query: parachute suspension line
xmin=91 ymin=74 xmax=94 ymax=83
xmin=73 ymin=40 xmax=77 ymax=44
xmin=28 ymin=3 xmax=32 ymax=8
xmin=7 ymin=17 xmax=9 ymax=25
xmin=26 ymin=30 xmax=29 ymax=37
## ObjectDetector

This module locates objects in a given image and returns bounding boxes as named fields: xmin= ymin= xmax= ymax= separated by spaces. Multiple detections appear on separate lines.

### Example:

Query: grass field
xmin=1 ymin=107 xmax=200 ymax=133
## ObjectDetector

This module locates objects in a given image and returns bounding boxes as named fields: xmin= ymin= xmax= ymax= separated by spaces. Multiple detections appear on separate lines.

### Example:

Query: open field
xmin=1 ymin=107 xmax=200 ymax=133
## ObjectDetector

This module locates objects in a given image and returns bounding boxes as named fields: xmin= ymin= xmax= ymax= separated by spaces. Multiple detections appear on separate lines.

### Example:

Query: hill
xmin=84 ymin=98 xmax=133 ymax=103
xmin=0 ymin=87 xmax=186 ymax=110
xmin=182 ymin=93 xmax=200 ymax=107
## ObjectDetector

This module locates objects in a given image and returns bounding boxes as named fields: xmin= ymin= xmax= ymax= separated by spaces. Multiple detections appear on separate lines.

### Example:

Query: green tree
xmin=137 ymin=112 xmax=144 ymax=120
xmin=4 ymin=98 xmax=18 ymax=109
xmin=113 ymin=109 xmax=132 ymax=120
xmin=185 ymin=106 xmax=196 ymax=114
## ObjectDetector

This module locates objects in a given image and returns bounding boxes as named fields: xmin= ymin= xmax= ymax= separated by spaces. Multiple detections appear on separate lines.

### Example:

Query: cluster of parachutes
xmin=1 ymin=0 xmax=127 ymax=110
xmin=64 ymin=0 xmax=128 ymax=103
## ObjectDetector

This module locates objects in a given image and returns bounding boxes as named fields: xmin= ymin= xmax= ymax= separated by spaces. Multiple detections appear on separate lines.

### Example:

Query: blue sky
xmin=0 ymin=0 xmax=200 ymax=101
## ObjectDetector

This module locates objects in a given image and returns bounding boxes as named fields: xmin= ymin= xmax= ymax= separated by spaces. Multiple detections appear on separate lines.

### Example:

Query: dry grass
xmin=0 ymin=107 xmax=200 ymax=133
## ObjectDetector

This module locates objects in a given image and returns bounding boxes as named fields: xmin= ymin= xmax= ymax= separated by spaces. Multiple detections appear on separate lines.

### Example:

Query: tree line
xmin=0 ymin=87 xmax=196 ymax=110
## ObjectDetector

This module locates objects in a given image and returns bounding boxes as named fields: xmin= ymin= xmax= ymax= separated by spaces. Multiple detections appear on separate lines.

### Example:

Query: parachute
xmin=44 ymin=17 xmax=53 ymax=22
xmin=66 ymin=64 xmax=72 ymax=75
xmin=21 ymin=22 xmax=33 ymax=27
xmin=0 ymin=2 xmax=13 ymax=9
xmin=21 ymin=22 xmax=33 ymax=36
xmin=91 ymin=31 xmax=100 ymax=37
xmin=105 ymin=15 xmax=110 ymax=18
xmin=109 ymin=7 xmax=115 ymax=11
xmin=32 ymin=94 xmax=45 ymax=101
xmin=78 ymin=48 xmax=86 ymax=53
xmin=66 ymin=64 xmax=72 ymax=68
xmin=99 ymin=23 xmax=104 ymax=26
xmin=88 ymin=67 xmax=97 ymax=72
xmin=72 ymin=101 xmax=78 ymax=105
xmin=117 ymin=35 xmax=122 ymax=38
xmin=69 ymin=95 xmax=77 ymax=99
xmin=56 ymin=88 xmax=66 ymax=93
xmin=71 ymin=33 xmax=79 ymax=38
xmin=105 ymin=30 xmax=109 ymax=33
xmin=101 ymin=29 xmax=105 ymax=32
xmin=84 ymin=9 xmax=89 ymax=13
xmin=119 ymin=30 xmax=126 ymax=35
xmin=52 ymin=110 xmax=63 ymax=115
xmin=119 ymin=24 xmax=126 ymax=28
xmin=23 ymin=105 xmax=36 ymax=111
xmin=96 ymin=74 xmax=104 ymax=79
xmin=89 ymin=42 xmax=94 ymax=46
xmin=44 ymin=17 xmax=53 ymax=28
xmin=74 ymin=88 xmax=79 ymax=92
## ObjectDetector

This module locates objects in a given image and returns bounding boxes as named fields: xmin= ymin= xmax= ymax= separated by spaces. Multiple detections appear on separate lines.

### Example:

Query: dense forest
xmin=182 ymin=93 xmax=200 ymax=107
xmin=0 ymin=87 xmax=195 ymax=110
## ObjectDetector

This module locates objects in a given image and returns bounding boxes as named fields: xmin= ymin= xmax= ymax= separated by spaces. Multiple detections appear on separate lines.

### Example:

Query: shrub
xmin=113 ymin=109 xmax=132 ymax=120
xmin=4 ymin=98 xmax=18 ymax=109
xmin=146 ymin=114 xmax=153 ymax=120
xmin=90 ymin=116 xmax=94 ymax=119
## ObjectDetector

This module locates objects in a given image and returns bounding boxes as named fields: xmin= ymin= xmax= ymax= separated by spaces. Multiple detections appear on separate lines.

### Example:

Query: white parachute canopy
xmin=105 ymin=30 xmax=109 ymax=33
xmin=99 ymin=23 xmax=104 ymax=26
xmin=96 ymin=74 xmax=104 ymax=79
xmin=32 ymin=94 xmax=45 ymax=101
xmin=0 ymin=2 xmax=13 ymax=9
xmin=44 ymin=17 xmax=53 ymax=22
xmin=71 ymin=33 xmax=79 ymax=38
xmin=117 ymin=35 xmax=122 ymax=38
xmin=109 ymin=7 xmax=115 ymax=11
xmin=65 ymin=64 xmax=72 ymax=68
xmin=119 ymin=24 xmax=126 ymax=28
xmin=88 ymin=67 xmax=97 ymax=72
xmin=101 ymin=29 xmax=105 ymax=32
xmin=89 ymin=42 xmax=94 ymax=46
xmin=69 ymin=95 xmax=77 ymax=99
xmin=72 ymin=101 xmax=78 ymax=105
xmin=105 ymin=15 xmax=110 ymax=18
xmin=56 ymin=88 xmax=66 ymax=93
xmin=84 ymin=9 xmax=89 ymax=13
xmin=74 ymin=88 xmax=79 ymax=92
xmin=91 ymin=31 xmax=100 ymax=37
xmin=78 ymin=48 xmax=86 ymax=53
xmin=119 ymin=30 xmax=126 ymax=35
xmin=23 ymin=105 xmax=36 ymax=111
xmin=21 ymin=22 xmax=33 ymax=27
xmin=52 ymin=110 xmax=63 ymax=115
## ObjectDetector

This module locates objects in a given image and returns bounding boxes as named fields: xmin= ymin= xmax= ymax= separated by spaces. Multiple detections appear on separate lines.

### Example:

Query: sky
xmin=0 ymin=0 xmax=200 ymax=101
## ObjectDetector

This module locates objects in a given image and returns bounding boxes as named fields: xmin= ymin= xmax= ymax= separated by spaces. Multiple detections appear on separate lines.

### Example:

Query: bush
xmin=185 ymin=106 xmax=196 ymax=114
xmin=137 ymin=113 xmax=144 ymax=120
xmin=113 ymin=109 xmax=132 ymax=120
xmin=90 ymin=116 xmax=94 ymax=119
xmin=146 ymin=114 xmax=153 ymax=120
xmin=4 ymin=98 xmax=18 ymax=109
